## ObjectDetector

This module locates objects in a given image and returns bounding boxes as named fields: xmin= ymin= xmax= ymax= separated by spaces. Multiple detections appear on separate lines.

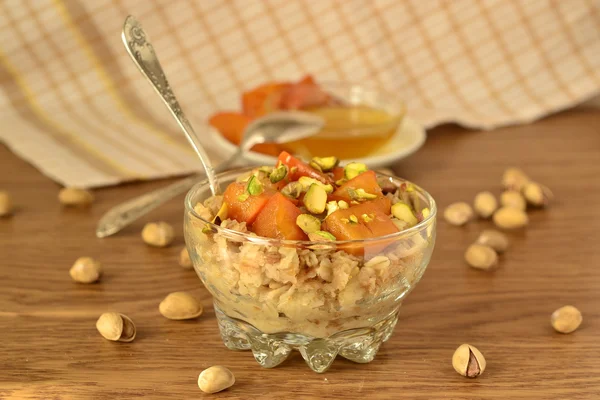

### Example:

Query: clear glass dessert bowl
xmin=184 ymin=168 xmax=436 ymax=373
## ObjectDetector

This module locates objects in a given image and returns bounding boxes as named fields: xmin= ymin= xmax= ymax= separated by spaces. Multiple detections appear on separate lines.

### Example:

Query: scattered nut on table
xmin=500 ymin=190 xmax=526 ymax=211
xmin=444 ymin=202 xmax=474 ymax=226
xmin=464 ymin=244 xmax=498 ymax=271
xmin=473 ymin=191 xmax=497 ymax=218
xmin=452 ymin=344 xmax=486 ymax=378
xmin=476 ymin=229 xmax=509 ymax=253
xmin=96 ymin=312 xmax=136 ymax=342
xmin=58 ymin=187 xmax=94 ymax=207
xmin=502 ymin=167 xmax=529 ymax=191
xmin=198 ymin=366 xmax=235 ymax=394
xmin=551 ymin=305 xmax=582 ymax=334
xmin=159 ymin=291 xmax=203 ymax=320
xmin=179 ymin=247 xmax=193 ymax=268
xmin=493 ymin=207 xmax=528 ymax=229
xmin=0 ymin=191 xmax=13 ymax=217
xmin=523 ymin=182 xmax=553 ymax=207
xmin=69 ymin=257 xmax=102 ymax=283
xmin=141 ymin=221 xmax=175 ymax=247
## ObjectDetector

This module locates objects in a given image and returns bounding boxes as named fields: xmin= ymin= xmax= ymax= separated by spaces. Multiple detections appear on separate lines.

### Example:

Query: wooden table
xmin=1 ymin=109 xmax=599 ymax=399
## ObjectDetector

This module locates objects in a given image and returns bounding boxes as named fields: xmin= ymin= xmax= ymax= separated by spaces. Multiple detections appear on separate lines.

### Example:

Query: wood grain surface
xmin=1 ymin=109 xmax=599 ymax=399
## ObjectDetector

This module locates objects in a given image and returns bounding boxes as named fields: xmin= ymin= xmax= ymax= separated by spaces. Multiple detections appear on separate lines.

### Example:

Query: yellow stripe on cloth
xmin=0 ymin=50 xmax=139 ymax=179
xmin=52 ymin=0 xmax=195 ymax=158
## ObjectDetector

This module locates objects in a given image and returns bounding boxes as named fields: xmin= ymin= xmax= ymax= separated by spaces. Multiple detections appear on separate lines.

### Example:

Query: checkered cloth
xmin=1 ymin=0 xmax=599 ymax=188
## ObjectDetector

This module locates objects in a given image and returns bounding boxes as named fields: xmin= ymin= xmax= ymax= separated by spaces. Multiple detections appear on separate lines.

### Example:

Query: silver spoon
xmin=121 ymin=15 xmax=219 ymax=196
xmin=96 ymin=16 xmax=324 ymax=238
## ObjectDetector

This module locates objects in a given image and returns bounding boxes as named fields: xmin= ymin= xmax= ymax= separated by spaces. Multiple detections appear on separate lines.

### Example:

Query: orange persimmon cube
xmin=242 ymin=82 xmax=290 ymax=118
xmin=208 ymin=112 xmax=251 ymax=145
xmin=331 ymin=170 xmax=383 ymax=202
xmin=223 ymin=182 xmax=273 ymax=226
xmin=253 ymin=193 xmax=308 ymax=240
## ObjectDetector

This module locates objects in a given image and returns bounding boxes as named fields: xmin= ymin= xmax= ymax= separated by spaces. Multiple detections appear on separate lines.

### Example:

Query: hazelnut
xmin=159 ymin=291 xmax=203 ymax=320
xmin=443 ymin=202 xmax=474 ymax=226
xmin=96 ymin=312 xmax=136 ymax=342
xmin=58 ymin=187 xmax=94 ymax=207
xmin=141 ymin=222 xmax=175 ymax=247
xmin=198 ymin=366 xmax=235 ymax=394
xmin=500 ymin=190 xmax=526 ymax=211
xmin=452 ymin=344 xmax=486 ymax=378
xmin=464 ymin=244 xmax=498 ymax=271
xmin=551 ymin=305 xmax=582 ymax=334
xmin=473 ymin=191 xmax=497 ymax=218
xmin=523 ymin=182 xmax=553 ymax=207
xmin=179 ymin=247 xmax=193 ymax=268
xmin=476 ymin=230 xmax=509 ymax=253
xmin=69 ymin=257 xmax=102 ymax=283
xmin=493 ymin=207 xmax=528 ymax=229
xmin=502 ymin=167 xmax=529 ymax=191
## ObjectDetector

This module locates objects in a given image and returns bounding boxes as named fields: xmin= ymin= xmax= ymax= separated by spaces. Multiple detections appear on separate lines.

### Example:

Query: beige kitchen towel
xmin=0 ymin=0 xmax=599 ymax=188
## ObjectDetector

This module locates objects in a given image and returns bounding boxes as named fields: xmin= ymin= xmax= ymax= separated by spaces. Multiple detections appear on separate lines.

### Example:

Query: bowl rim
xmin=184 ymin=167 xmax=437 ymax=248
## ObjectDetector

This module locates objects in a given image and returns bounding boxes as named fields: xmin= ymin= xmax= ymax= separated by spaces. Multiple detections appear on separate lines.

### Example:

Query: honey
xmin=281 ymin=105 xmax=403 ymax=159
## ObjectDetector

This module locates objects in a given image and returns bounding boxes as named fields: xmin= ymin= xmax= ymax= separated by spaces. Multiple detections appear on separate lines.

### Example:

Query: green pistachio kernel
xmin=310 ymin=156 xmax=339 ymax=172
xmin=296 ymin=214 xmax=322 ymax=234
xmin=269 ymin=164 xmax=288 ymax=183
xmin=246 ymin=175 xmax=264 ymax=196
xmin=344 ymin=162 xmax=368 ymax=180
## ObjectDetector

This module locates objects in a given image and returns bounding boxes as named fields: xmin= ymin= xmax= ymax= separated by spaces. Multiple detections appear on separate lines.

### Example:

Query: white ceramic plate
xmin=210 ymin=116 xmax=426 ymax=169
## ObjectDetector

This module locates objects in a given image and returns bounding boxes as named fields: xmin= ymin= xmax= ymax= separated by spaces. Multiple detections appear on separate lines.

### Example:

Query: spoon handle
xmin=121 ymin=15 xmax=220 ymax=196
xmin=95 ymin=149 xmax=242 ymax=238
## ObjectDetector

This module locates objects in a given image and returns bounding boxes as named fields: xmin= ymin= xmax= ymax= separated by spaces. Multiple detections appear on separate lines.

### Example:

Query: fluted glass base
xmin=215 ymin=304 xmax=400 ymax=373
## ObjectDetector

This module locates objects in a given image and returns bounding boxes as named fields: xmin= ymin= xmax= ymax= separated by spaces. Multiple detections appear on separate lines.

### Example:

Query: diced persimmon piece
xmin=242 ymin=82 xmax=290 ymax=118
xmin=332 ymin=167 xmax=345 ymax=181
xmin=209 ymin=112 xmax=251 ymax=145
xmin=279 ymin=75 xmax=331 ymax=110
xmin=223 ymin=182 xmax=273 ymax=225
xmin=253 ymin=193 xmax=308 ymax=240
xmin=277 ymin=151 xmax=334 ymax=185
xmin=322 ymin=201 xmax=398 ymax=255
xmin=331 ymin=170 xmax=383 ymax=202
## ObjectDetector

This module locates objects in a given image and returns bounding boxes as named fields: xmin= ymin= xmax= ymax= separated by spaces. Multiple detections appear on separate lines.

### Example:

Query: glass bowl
xmin=184 ymin=168 xmax=436 ymax=373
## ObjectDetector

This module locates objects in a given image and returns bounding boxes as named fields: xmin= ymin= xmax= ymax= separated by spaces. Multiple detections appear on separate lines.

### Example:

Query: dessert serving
xmin=184 ymin=151 xmax=436 ymax=372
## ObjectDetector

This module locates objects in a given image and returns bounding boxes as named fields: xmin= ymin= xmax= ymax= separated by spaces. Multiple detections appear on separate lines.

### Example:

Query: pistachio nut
xmin=452 ymin=344 xmax=486 ymax=378
xmin=476 ymin=229 xmax=509 ymax=253
xmin=523 ymin=182 xmax=553 ymax=207
xmin=304 ymin=184 xmax=327 ymax=214
xmin=473 ymin=191 xmax=497 ymax=219
xmin=464 ymin=244 xmax=498 ymax=271
xmin=338 ymin=200 xmax=349 ymax=209
xmin=502 ymin=167 xmax=529 ymax=191
xmin=281 ymin=181 xmax=304 ymax=199
xmin=493 ymin=207 xmax=528 ymax=229
xmin=198 ymin=366 xmax=235 ymax=394
xmin=96 ymin=312 xmax=136 ymax=342
xmin=391 ymin=202 xmax=418 ymax=227
xmin=298 ymin=176 xmax=333 ymax=193
xmin=308 ymin=230 xmax=336 ymax=242
xmin=551 ymin=305 xmax=582 ymax=334
xmin=269 ymin=164 xmax=288 ymax=183
xmin=348 ymin=188 xmax=378 ymax=201
xmin=246 ymin=175 xmax=263 ymax=195
xmin=0 ymin=191 xmax=13 ymax=217
xmin=296 ymin=214 xmax=322 ymax=234
xmin=443 ymin=202 xmax=474 ymax=226
xmin=58 ymin=187 xmax=94 ymax=207
xmin=179 ymin=247 xmax=193 ymax=269
xmin=69 ymin=257 xmax=102 ymax=283
xmin=141 ymin=222 xmax=175 ymax=247
xmin=159 ymin=291 xmax=203 ymax=320
xmin=326 ymin=201 xmax=339 ymax=216
xmin=500 ymin=190 xmax=526 ymax=211
xmin=310 ymin=156 xmax=339 ymax=172
xmin=344 ymin=162 xmax=368 ymax=180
